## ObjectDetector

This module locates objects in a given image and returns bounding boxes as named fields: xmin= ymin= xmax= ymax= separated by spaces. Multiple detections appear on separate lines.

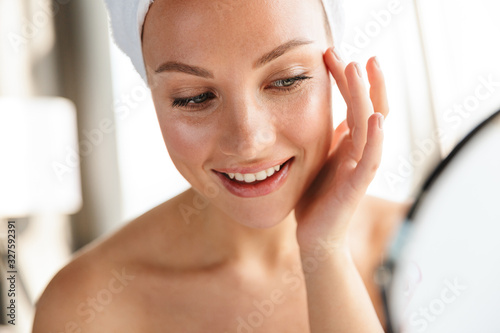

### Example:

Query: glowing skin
xmin=143 ymin=0 xmax=333 ymax=229
xmin=33 ymin=0 xmax=392 ymax=332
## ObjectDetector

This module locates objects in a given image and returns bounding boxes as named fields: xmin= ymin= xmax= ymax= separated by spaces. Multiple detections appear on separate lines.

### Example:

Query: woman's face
xmin=142 ymin=0 xmax=334 ymax=228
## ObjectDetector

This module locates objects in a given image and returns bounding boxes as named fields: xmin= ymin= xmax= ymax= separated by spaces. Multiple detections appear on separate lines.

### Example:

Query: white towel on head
xmin=103 ymin=0 xmax=344 ymax=84
xmin=103 ymin=0 xmax=153 ymax=81
xmin=322 ymin=0 xmax=345 ymax=47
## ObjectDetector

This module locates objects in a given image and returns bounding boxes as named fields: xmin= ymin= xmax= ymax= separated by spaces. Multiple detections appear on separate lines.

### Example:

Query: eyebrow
xmin=154 ymin=38 xmax=314 ymax=78
xmin=254 ymin=38 xmax=314 ymax=68
xmin=154 ymin=61 xmax=214 ymax=78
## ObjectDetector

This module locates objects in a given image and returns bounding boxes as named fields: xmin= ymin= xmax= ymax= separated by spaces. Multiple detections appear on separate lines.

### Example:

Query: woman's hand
xmin=294 ymin=47 xmax=388 ymax=333
xmin=295 ymin=47 xmax=389 ymax=254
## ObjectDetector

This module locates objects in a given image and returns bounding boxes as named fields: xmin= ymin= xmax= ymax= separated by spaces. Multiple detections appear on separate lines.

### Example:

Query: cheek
xmin=156 ymin=111 xmax=215 ymax=177
xmin=278 ymin=78 xmax=333 ymax=151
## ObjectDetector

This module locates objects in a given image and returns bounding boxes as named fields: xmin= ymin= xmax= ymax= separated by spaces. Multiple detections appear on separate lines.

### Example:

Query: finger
xmin=367 ymin=57 xmax=389 ymax=118
xmin=329 ymin=120 xmax=349 ymax=155
xmin=324 ymin=48 xmax=353 ymax=127
xmin=352 ymin=113 xmax=384 ymax=193
xmin=345 ymin=62 xmax=374 ymax=160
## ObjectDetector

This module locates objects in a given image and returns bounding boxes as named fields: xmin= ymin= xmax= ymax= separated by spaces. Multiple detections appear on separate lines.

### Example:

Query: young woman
xmin=34 ymin=0 xmax=406 ymax=331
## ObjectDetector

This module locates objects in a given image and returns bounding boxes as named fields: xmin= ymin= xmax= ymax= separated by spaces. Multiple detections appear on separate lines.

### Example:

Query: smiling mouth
xmin=220 ymin=159 xmax=289 ymax=184
xmin=212 ymin=158 xmax=294 ymax=198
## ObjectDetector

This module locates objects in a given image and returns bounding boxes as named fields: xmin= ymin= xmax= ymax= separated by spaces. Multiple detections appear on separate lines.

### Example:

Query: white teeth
xmin=244 ymin=174 xmax=256 ymax=183
xmin=225 ymin=161 xmax=286 ymax=183
xmin=255 ymin=170 xmax=267 ymax=181
xmin=266 ymin=168 xmax=275 ymax=177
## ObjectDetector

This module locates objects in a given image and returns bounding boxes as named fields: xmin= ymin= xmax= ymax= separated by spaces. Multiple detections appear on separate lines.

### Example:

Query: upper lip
xmin=212 ymin=157 xmax=292 ymax=174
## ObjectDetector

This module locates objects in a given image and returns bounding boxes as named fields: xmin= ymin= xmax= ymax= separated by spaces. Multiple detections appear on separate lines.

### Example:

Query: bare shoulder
xmin=349 ymin=194 xmax=412 ymax=272
xmin=32 ymin=228 xmax=144 ymax=332
xmin=351 ymin=195 xmax=411 ymax=235
xmin=33 ymin=244 xmax=133 ymax=333
xmin=33 ymin=189 xmax=200 ymax=332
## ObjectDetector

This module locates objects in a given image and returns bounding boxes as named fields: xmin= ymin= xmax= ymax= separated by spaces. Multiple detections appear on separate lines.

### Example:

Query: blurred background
xmin=0 ymin=0 xmax=499 ymax=331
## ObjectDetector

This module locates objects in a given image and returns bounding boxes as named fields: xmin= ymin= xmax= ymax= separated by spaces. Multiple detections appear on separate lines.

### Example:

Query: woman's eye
xmin=172 ymin=92 xmax=216 ymax=109
xmin=170 ymin=75 xmax=311 ymax=110
xmin=269 ymin=75 xmax=312 ymax=91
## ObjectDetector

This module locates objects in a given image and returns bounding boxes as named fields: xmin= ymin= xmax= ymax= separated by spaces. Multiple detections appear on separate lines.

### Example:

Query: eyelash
xmin=269 ymin=75 xmax=312 ymax=91
xmin=172 ymin=92 xmax=215 ymax=108
xmin=171 ymin=75 xmax=312 ymax=110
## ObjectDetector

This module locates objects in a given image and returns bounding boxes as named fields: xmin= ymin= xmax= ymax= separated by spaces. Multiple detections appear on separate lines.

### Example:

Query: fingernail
xmin=377 ymin=113 xmax=384 ymax=130
xmin=373 ymin=56 xmax=380 ymax=69
xmin=354 ymin=62 xmax=362 ymax=77
xmin=332 ymin=47 xmax=342 ymax=62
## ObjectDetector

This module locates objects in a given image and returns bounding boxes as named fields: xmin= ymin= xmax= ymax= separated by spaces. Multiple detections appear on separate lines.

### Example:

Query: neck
xmin=196 ymin=191 xmax=300 ymax=269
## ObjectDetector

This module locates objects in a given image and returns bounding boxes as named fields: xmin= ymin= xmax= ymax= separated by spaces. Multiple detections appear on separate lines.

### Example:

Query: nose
xmin=218 ymin=97 xmax=276 ymax=159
